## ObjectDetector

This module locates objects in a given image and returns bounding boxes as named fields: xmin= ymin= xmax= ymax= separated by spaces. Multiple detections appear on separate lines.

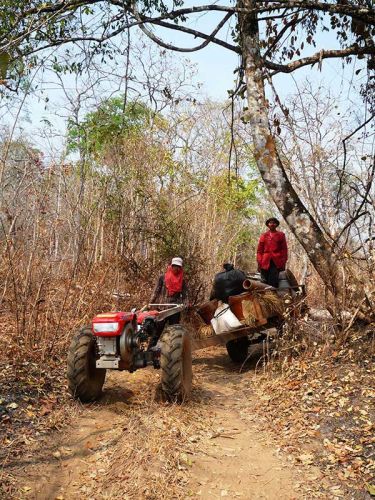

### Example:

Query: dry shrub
xmin=0 ymin=257 xmax=157 ymax=366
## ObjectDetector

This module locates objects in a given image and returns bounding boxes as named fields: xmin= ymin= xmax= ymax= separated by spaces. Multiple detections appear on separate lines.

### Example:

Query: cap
xmin=171 ymin=257 xmax=183 ymax=267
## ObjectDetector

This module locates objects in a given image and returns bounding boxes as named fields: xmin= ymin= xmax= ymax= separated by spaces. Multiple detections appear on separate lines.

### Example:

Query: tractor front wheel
xmin=226 ymin=337 xmax=249 ymax=363
xmin=160 ymin=324 xmax=192 ymax=402
xmin=67 ymin=326 xmax=106 ymax=402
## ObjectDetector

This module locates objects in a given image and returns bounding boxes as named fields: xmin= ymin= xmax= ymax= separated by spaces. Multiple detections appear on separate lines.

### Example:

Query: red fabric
xmin=164 ymin=265 xmax=183 ymax=296
xmin=257 ymin=230 xmax=288 ymax=270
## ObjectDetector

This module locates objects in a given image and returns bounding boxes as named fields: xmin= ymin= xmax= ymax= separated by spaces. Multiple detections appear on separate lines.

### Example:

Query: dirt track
xmin=9 ymin=346 xmax=319 ymax=499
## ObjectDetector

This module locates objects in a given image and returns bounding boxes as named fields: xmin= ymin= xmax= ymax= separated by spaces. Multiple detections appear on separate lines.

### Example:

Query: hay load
xmin=194 ymin=274 xmax=303 ymax=339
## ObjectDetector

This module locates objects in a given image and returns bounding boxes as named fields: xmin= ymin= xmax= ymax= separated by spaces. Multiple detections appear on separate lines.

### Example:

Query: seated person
xmin=210 ymin=263 xmax=246 ymax=303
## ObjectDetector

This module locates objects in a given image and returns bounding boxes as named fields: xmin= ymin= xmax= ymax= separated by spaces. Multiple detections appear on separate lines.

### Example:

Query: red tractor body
xmin=92 ymin=311 xmax=135 ymax=337
xmin=91 ymin=310 xmax=161 ymax=337
xmin=135 ymin=310 xmax=160 ymax=324
xmin=67 ymin=304 xmax=192 ymax=403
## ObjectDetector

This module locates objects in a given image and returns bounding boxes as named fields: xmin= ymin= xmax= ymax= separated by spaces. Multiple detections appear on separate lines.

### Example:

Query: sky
xmin=0 ymin=4 xmax=369 ymax=160
xmin=1 ymin=16 xmax=240 ymax=159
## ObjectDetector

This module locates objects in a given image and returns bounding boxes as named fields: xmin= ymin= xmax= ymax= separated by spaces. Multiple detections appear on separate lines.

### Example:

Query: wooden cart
xmin=185 ymin=279 xmax=306 ymax=362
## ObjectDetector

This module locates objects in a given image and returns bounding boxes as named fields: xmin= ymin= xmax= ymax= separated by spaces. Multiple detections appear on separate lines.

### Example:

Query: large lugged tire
xmin=67 ymin=326 xmax=106 ymax=402
xmin=160 ymin=324 xmax=192 ymax=402
xmin=226 ymin=337 xmax=249 ymax=363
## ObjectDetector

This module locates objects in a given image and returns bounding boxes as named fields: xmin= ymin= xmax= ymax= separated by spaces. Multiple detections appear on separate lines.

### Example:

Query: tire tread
xmin=160 ymin=325 xmax=192 ymax=402
xmin=66 ymin=326 xmax=106 ymax=402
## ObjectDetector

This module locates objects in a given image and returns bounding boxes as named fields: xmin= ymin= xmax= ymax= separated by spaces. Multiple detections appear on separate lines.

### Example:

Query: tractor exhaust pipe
xmin=243 ymin=279 xmax=274 ymax=291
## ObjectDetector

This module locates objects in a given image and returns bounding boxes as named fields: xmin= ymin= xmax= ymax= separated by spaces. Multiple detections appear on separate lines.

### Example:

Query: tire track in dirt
xmin=12 ymin=346 xmax=313 ymax=499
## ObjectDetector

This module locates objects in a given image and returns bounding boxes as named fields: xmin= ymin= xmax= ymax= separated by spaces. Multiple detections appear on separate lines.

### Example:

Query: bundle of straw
xmin=257 ymin=291 xmax=284 ymax=317
xmin=241 ymin=299 xmax=258 ymax=326
xmin=188 ymin=310 xmax=215 ymax=338
xmin=197 ymin=324 xmax=215 ymax=338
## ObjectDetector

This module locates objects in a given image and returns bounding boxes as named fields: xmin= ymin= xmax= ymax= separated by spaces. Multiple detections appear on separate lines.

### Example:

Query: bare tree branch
xmin=150 ymin=19 xmax=240 ymax=54
xmin=334 ymin=211 xmax=370 ymax=247
xmin=336 ymin=113 xmax=375 ymax=206
xmin=263 ymin=11 xmax=307 ymax=59
xmin=38 ymin=0 xmax=369 ymax=25
xmin=132 ymin=6 xmax=234 ymax=53
xmin=3 ymin=0 xmax=374 ymax=51
xmin=342 ymin=113 xmax=375 ymax=171
xmin=265 ymin=46 xmax=375 ymax=75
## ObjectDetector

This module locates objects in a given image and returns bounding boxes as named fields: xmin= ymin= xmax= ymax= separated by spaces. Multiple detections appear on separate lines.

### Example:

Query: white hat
xmin=171 ymin=257 xmax=183 ymax=267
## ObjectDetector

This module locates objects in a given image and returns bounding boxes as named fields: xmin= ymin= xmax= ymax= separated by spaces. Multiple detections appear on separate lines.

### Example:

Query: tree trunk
xmin=239 ymin=0 xmax=341 ymax=292
xmin=238 ymin=0 xmax=375 ymax=322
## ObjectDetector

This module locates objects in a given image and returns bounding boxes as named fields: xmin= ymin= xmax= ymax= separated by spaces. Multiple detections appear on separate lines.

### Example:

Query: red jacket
xmin=257 ymin=230 xmax=288 ymax=270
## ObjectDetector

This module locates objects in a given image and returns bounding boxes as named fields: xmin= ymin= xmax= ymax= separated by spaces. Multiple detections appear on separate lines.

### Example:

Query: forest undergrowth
xmin=252 ymin=320 xmax=375 ymax=498
xmin=0 ymin=267 xmax=374 ymax=498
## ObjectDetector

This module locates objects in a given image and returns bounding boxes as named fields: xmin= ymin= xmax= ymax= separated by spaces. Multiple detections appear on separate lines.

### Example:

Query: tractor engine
xmin=92 ymin=311 xmax=161 ymax=372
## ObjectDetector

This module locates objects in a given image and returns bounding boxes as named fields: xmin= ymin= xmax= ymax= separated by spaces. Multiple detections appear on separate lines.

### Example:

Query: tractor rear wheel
xmin=67 ymin=326 xmax=106 ymax=402
xmin=160 ymin=324 xmax=192 ymax=402
xmin=226 ymin=337 xmax=249 ymax=363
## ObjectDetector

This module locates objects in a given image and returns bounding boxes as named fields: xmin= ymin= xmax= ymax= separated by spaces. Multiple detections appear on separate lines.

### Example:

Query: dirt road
xmin=8 ymin=347 xmax=319 ymax=499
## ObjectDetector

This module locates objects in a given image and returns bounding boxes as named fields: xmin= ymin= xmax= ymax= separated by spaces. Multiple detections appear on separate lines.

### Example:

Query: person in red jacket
xmin=257 ymin=217 xmax=288 ymax=288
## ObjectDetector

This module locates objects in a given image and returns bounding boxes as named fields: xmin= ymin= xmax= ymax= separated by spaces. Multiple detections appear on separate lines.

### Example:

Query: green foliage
xmin=0 ymin=52 xmax=10 ymax=79
xmin=67 ymin=98 xmax=155 ymax=156
xmin=140 ymin=0 xmax=184 ymax=16
xmin=208 ymin=173 xmax=259 ymax=219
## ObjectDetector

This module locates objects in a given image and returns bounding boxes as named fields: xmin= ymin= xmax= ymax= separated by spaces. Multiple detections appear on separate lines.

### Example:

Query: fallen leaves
xmin=6 ymin=402 xmax=19 ymax=410
xmin=250 ymin=337 xmax=375 ymax=498
xmin=40 ymin=401 xmax=55 ymax=416
xmin=0 ymin=357 xmax=77 ymax=500
xmin=1 ymin=320 xmax=374 ymax=500
xmin=297 ymin=453 xmax=315 ymax=465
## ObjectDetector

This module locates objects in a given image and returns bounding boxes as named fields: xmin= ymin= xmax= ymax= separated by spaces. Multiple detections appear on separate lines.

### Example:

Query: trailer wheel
xmin=226 ymin=337 xmax=249 ymax=363
xmin=67 ymin=326 xmax=106 ymax=402
xmin=160 ymin=324 xmax=192 ymax=402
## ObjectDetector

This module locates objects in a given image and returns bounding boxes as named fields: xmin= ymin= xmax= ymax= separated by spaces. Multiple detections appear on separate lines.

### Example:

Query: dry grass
xmin=185 ymin=310 xmax=213 ymax=339
xmin=104 ymin=402 xmax=210 ymax=498
xmin=197 ymin=324 xmax=214 ymax=338
xmin=69 ymin=371 xmax=217 ymax=500
xmin=248 ymin=326 xmax=375 ymax=496
xmin=240 ymin=291 xmax=284 ymax=326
